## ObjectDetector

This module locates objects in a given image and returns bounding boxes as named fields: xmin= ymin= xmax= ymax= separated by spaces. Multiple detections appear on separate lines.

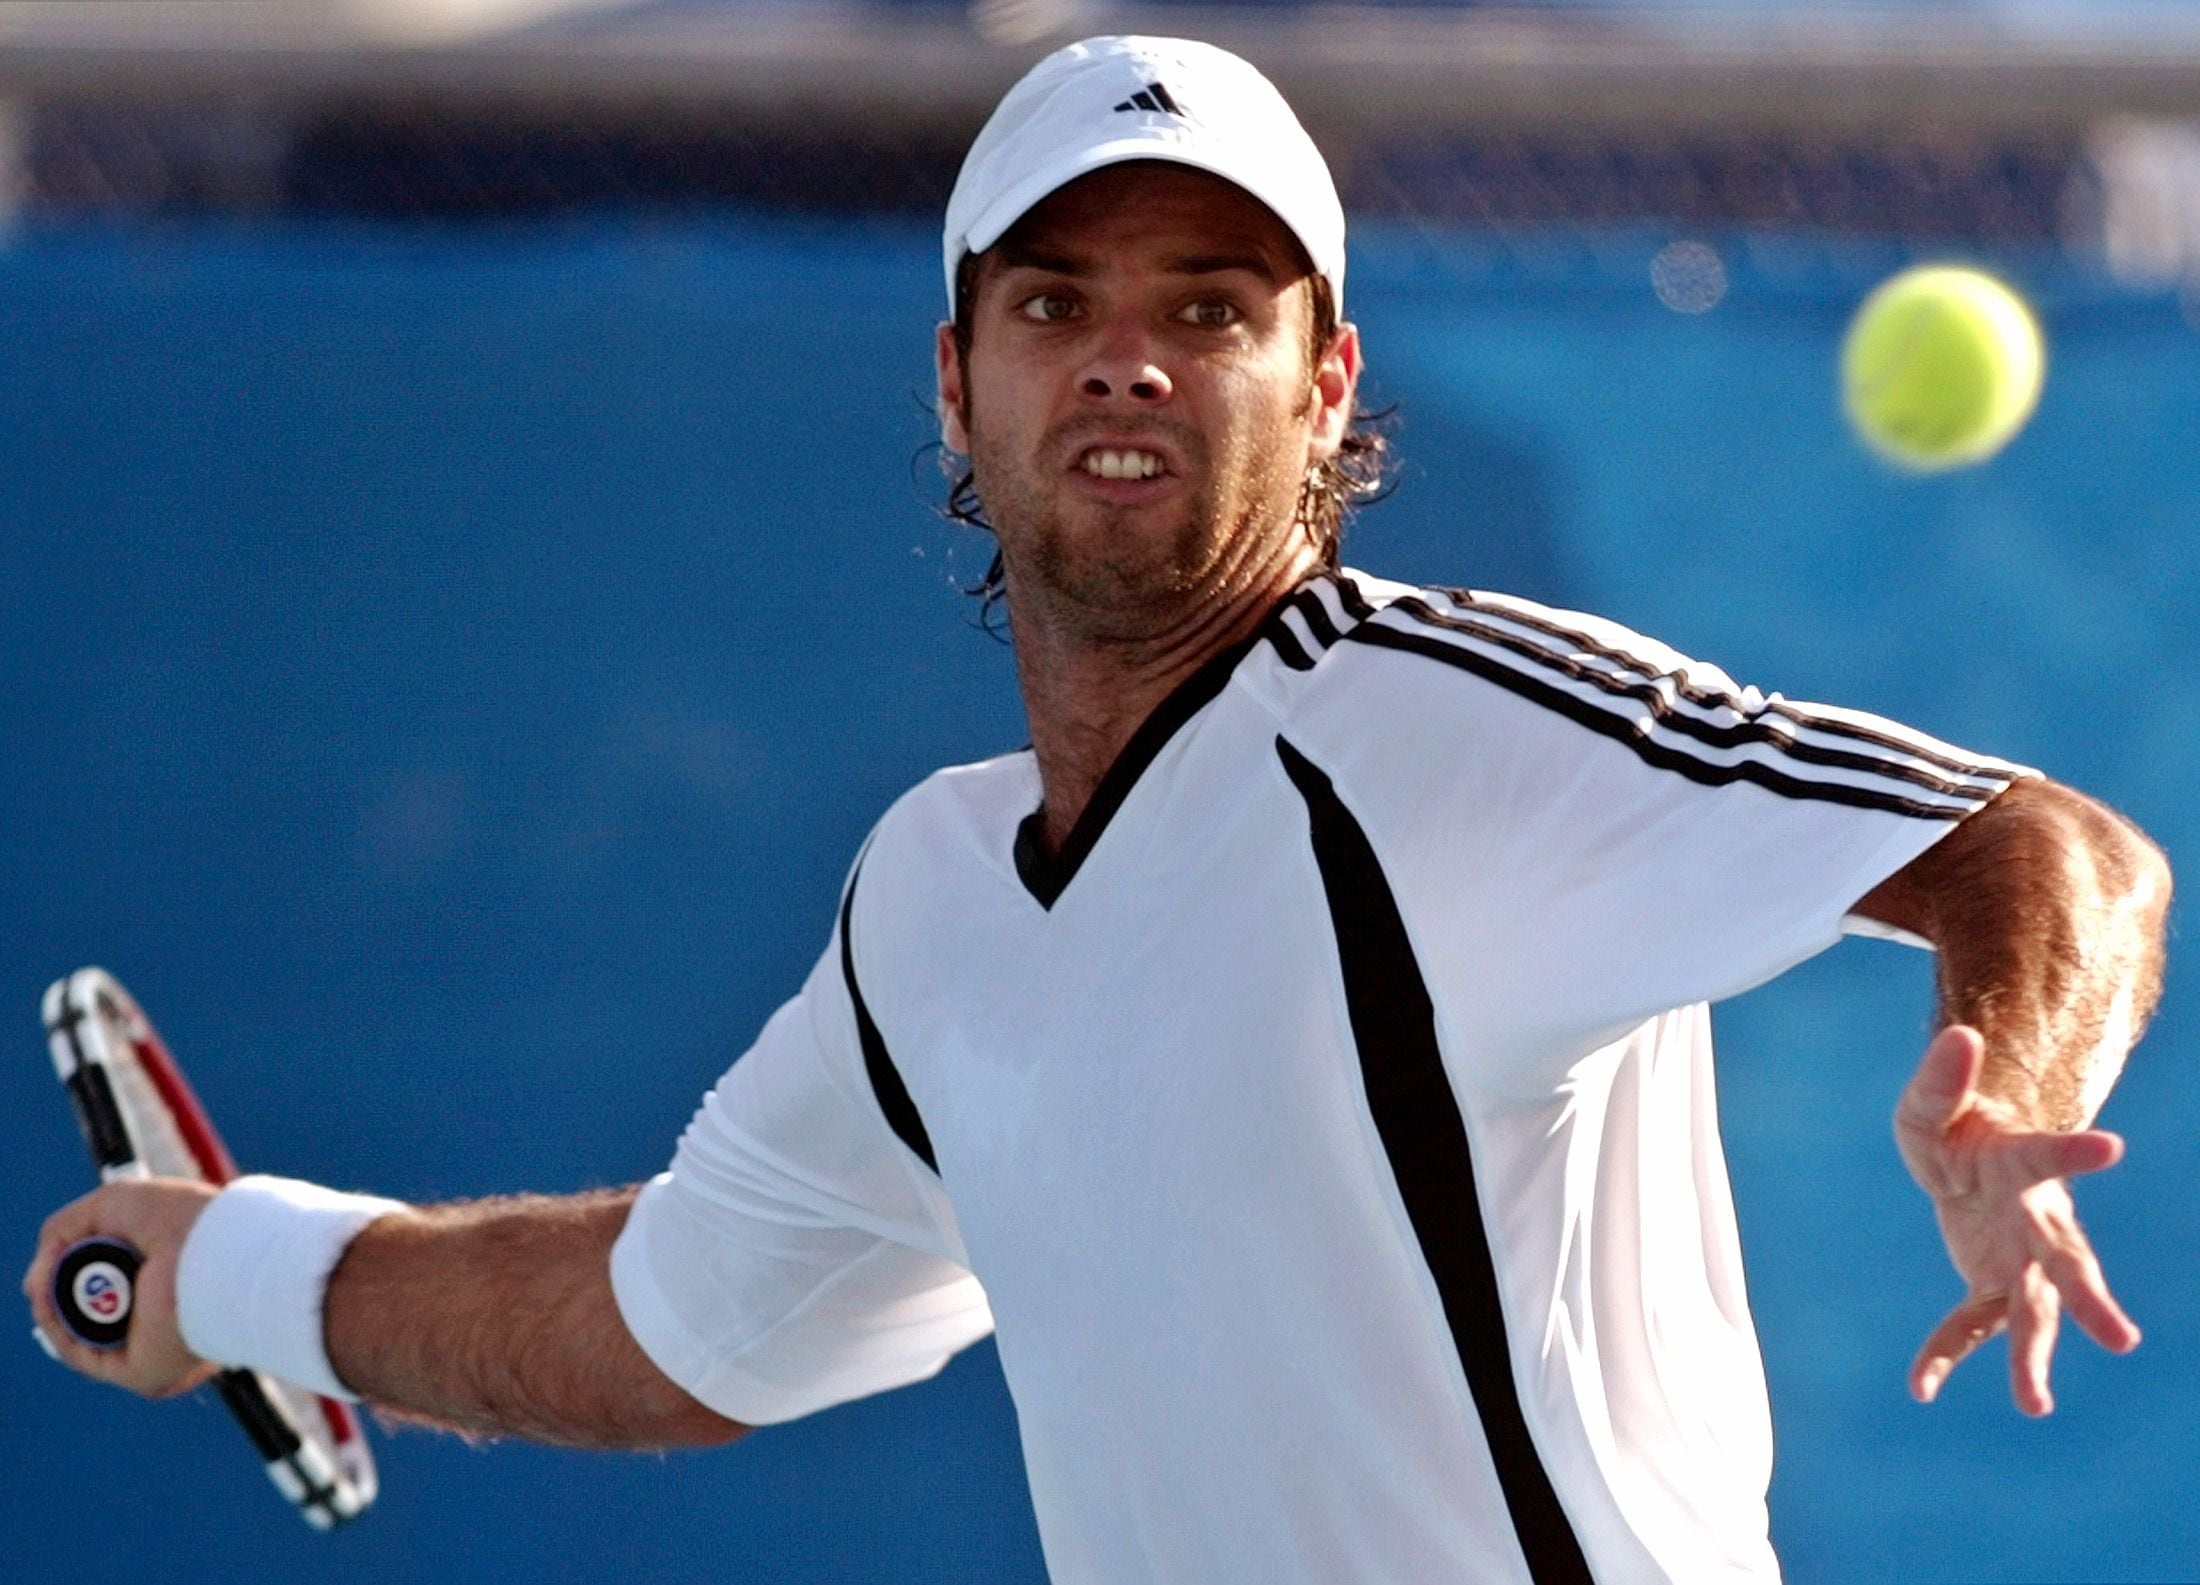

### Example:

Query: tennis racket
xmin=42 ymin=966 xmax=378 ymax=1529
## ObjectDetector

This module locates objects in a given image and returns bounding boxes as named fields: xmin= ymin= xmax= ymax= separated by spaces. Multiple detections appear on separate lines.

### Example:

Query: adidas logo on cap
xmin=1113 ymin=81 xmax=1182 ymax=115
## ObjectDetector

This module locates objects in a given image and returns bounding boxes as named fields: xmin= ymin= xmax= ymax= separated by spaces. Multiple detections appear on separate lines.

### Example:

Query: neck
xmin=1010 ymin=537 xmax=1321 ymax=855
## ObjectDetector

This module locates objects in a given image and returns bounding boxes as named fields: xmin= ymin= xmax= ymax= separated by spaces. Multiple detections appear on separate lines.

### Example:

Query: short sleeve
xmin=1314 ymin=587 xmax=2037 ymax=1067
xmin=611 ymin=912 xmax=993 ymax=1426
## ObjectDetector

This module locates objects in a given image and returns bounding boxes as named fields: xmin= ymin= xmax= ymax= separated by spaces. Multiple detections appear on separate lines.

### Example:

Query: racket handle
xmin=53 ymin=1237 xmax=141 ymax=1350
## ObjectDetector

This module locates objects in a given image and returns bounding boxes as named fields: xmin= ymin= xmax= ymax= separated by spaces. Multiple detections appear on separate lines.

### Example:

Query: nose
xmin=1077 ymin=319 xmax=1173 ymax=405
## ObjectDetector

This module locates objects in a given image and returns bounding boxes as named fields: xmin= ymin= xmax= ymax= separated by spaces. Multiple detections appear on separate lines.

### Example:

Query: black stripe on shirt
xmin=1277 ymin=737 xmax=1596 ymax=1585
xmin=1015 ymin=629 xmax=1259 ymax=908
xmin=1334 ymin=570 xmax=1380 ymax=624
xmin=1015 ymin=576 xmax=1383 ymax=905
xmin=1388 ymin=597 xmax=1994 ymax=803
xmin=1266 ymin=611 xmax=1316 ymax=672
xmin=1265 ymin=577 xmax=1351 ymax=672
xmin=1293 ymin=582 xmax=1346 ymax=651
xmin=1420 ymin=589 xmax=2011 ymax=783
xmin=840 ymin=865 xmax=938 ymax=1173
xmin=1352 ymin=617 xmax=1978 ymax=820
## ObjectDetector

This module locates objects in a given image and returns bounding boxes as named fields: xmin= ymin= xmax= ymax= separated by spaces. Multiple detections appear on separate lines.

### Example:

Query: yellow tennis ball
xmin=1841 ymin=264 xmax=2045 ymax=471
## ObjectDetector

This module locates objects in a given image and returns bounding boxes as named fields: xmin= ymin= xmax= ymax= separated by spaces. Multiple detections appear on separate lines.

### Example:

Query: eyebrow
xmin=994 ymin=243 xmax=1085 ymax=276
xmin=1159 ymin=252 xmax=1281 ymax=285
xmin=992 ymin=244 xmax=1282 ymax=285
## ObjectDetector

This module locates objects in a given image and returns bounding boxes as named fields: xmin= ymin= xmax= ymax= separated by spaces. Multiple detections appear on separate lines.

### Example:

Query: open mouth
xmin=1078 ymin=447 xmax=1168 ymax=481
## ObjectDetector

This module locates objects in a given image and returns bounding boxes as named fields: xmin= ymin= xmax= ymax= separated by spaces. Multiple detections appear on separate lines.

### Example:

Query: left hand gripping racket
xmin=43 ymin=967 xmax=378 ymax=1529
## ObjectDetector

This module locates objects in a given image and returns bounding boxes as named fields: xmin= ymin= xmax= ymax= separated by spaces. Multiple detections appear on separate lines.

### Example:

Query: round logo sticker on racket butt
xmin=54 ymin=1237 xmax=141 ymax=1350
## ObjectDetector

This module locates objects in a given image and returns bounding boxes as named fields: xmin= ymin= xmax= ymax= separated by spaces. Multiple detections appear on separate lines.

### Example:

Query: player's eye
xmin=1176 ymin=299 xmax=1241 ymax=329
xmin=1017 ymin=291 xmax=1079 ymax=323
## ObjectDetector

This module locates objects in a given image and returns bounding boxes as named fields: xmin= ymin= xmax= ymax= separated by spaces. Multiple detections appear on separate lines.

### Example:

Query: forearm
xmin=1862 ymin=778 xmax=2172 ymax=1130
xmin=325 ymin=1186 xmax=747 ymax=1451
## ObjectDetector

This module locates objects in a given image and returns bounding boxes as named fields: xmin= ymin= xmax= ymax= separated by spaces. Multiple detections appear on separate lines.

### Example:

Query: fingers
xmin=22 ymin=1178 xmax=218 ymax=1399
xmin=2031 ymin=1195 xmax=2142 ymax=1357
xmin=1914 ymin=1247 xmax=2140 ymax=1414
xmin=22 ymin=1190 xmax=111 ymax=1362
xmin=1894 ymin=1026 xmax=1991 ymax=1199
xmin=1909 ymin=1281 xmax=2060 ymax=1414
xmin=1894 ymin=1028 xmax=1988 ymax=1178
xmin=1897 ymin=1021 xmax=2144 ymax=1415
xmin=1911 ymin=1292 xmax=2003 ymax=1403
xmin=2006 ymin=1127 xmax=2125 ymax=1186
xmin=2007 ymin=1263 xmax=2061 ymax=1417
xmin=24 ymin=1265 xmax=134 ymax=1390
xmin=1900 ymin=1025 xmax=1987 ymax=1128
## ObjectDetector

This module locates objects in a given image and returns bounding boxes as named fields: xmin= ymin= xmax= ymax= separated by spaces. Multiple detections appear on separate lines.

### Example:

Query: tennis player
xmin=27 ymin=36 xmax=2170 ymax=1584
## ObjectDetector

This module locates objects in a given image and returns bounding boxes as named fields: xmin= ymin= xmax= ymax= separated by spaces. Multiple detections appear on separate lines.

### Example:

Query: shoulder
xmin=1269 ymin=570 xmax=2023 ymax=822
xmin=1258 ymin=569 xmax=1745 ymax=735
xmin=1329 ymin=575 xmax=1744 ymax=698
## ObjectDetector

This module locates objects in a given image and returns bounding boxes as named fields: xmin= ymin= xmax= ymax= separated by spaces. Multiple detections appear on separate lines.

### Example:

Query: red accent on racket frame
xmin=124 ymin=1023 xmax=238 ymax=1184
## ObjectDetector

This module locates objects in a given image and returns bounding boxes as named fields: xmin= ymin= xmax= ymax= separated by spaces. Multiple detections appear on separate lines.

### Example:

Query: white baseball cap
xmin=943 ymin=35 xmax=1346 ymax=318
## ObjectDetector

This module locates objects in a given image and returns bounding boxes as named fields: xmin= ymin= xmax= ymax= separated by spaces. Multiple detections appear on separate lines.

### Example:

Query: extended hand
xmin=23 ymin=1177 xmax=221 ymax=1399
xmin=1895 ymin=1025 xmax=2139 ymax=1415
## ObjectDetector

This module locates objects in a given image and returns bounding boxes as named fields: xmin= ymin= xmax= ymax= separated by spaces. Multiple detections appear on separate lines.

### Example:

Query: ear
xmin=1305 ymin=321 xmax=1362 ymax=465
xmin=935 ymin=321 xmax=971 ymax=455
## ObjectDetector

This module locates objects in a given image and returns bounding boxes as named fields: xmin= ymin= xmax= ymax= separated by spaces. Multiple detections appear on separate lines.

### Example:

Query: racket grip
xmin=53 ymin=1237 xmax=141 ymax=1350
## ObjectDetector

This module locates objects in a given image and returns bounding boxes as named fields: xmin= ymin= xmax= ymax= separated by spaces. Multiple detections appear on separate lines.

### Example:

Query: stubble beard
xmin=967 ymin=412 xmax=1308 ymax=645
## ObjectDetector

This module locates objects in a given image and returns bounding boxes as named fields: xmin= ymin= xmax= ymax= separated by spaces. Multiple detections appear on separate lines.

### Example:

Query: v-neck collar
xmin=1011 ymin=578 xmax=1329 ymax=910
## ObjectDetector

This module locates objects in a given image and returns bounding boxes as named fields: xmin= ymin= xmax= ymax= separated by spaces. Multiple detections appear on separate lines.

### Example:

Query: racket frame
xmin=43 ymin=967 xmax=377 ymax=1530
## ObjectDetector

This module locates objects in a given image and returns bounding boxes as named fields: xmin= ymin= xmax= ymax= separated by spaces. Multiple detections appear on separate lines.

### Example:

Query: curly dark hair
xmin=938 ymin=252 xmax=1394 ymax=627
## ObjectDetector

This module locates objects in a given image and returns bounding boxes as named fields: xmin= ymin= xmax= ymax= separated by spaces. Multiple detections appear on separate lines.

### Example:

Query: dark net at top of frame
xmin=21 ymin=98 xmax=2087 ymax=246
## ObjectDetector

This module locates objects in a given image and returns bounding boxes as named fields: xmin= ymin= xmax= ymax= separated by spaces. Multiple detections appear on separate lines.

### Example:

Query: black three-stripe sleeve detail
xmin=1266 ymin=616 xmax=1315 ymax=672
xmin=1294 ymin=585 xmax=1345 ymax=649
xmin=1351 ymin=620 xmax=1974 ymax=820
xmin=1411 ymin=593 xmax=2009 ymax=782
xmin=1276 ymin=737 xmax=1597 ymax=1585
xmin=1252 ymin=572 xmax=1381 ymax=673
xmin=1391 ymin=599 xmax=1993 ymax=799
xmin=839 ymin=866 xmax=938 ymax=1173
xmin=1260 ymin=582 xmax=1346 ymax=671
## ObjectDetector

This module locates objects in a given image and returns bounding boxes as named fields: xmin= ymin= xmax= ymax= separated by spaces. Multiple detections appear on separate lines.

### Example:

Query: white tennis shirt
xmin=611 ymin=569 xmax=2030 ymax=1584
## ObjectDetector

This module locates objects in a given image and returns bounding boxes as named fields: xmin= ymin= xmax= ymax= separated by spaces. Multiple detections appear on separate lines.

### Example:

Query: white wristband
xmin=176 ymin=1174 xmax=407 ymax=1402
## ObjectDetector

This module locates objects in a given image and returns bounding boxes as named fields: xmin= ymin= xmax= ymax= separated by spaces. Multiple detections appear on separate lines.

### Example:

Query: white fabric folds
xmin=176 ymin=1174 xmax=406 ymax=1401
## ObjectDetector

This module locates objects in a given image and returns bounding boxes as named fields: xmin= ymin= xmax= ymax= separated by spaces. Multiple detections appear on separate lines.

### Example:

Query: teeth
xmin=1082 ymin=449 xmax=1163 ymax=480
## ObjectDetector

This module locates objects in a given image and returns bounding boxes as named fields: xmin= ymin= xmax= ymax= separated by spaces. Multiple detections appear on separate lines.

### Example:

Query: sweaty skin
xmin=22 ymin=161 xmax=2172 ymax=1438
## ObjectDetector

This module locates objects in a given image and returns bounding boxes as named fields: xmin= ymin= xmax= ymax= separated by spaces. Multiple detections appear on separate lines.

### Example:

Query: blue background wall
xmin=2 ymin=215 xmax=2193 ymax=1581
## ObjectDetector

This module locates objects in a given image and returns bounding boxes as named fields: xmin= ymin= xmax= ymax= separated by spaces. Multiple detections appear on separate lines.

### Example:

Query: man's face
xmin=936 ymin=163 xmax=1360 ymax=636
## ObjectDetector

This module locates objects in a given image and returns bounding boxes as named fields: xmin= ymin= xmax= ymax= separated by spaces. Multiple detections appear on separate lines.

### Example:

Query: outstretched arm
xmin=25 ymin=1178 xmax=748 ymax=1451
xmin=1854 ymin=775 xmax=2171 ymax=1414
xmin=325 ymin=1188 xmax=747 ymax=1448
